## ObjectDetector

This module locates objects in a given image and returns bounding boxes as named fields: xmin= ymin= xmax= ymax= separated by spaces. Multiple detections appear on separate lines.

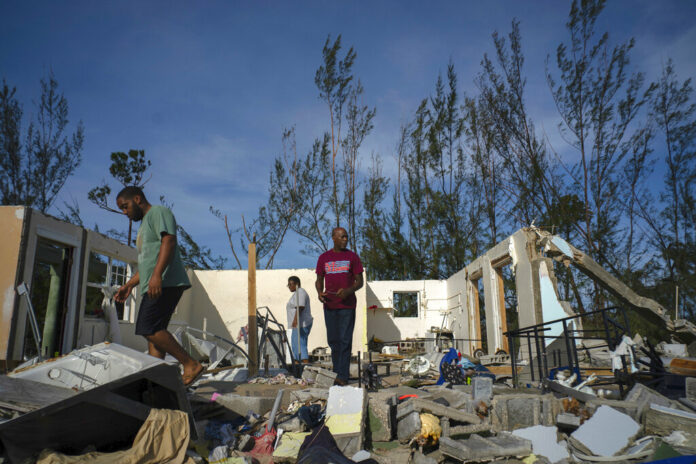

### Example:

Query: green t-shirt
xmin=136 ymin=205 xmax=191 ymax=294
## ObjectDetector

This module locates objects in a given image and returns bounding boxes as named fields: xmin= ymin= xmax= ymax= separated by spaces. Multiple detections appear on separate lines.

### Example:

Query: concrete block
xmin=215 ymin=393 xmax=275 ymax=417
xmin=644 ymin=404 xmax=696 ymax=436
xmin=512 ymin=425 xmax=569 ymax=463
xmin=325 ymin=386 xmax=367 ymax=456
xmin=412 ymin=450 xmax=438 ymax=464
xmin=505 ymin=397 xmax=539 ymax=429
xmin=277 ymin=416 xmax=303 ymax=432
xmin=396 ymin=398 xmax=480 ymax=424
xmin=624 ymin=383 xmax=675 ymax=420
xmin=397 ymin=411 xmax=421 ymax=442
xmin=449 ymin=423 xmax=494 ymax=436
xmin=472 ymin=377 xmax=493 ymax=402
xmin=289 ymin=388 xmax=329 ymax=403
xmin=367 ymin=391 xmax=396 ymax=442
xmin=556 ymin=413 xmax=581 ymax=429
xmin=571 ymin=405 xmax=640 ymax=456
xmin=425 ymin=386 xmax=469 ymax=409
xmin=492 ymin=394 xmax=561 ymax=431
xmin=301 ymin=366 xmax=337 ymax=388
xmin=440 ymin=433 xmax=532 ymax=462
xmin=686 ymin=377 xmax=696 ymax=401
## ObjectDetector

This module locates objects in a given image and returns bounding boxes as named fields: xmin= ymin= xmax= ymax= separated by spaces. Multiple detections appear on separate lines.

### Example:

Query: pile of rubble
xmin=1 ymin=339 xmax=696 ymax=464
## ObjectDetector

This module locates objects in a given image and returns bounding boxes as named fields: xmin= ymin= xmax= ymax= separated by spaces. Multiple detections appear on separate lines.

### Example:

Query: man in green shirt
xmin=114 ymin=186 xmax=204 ymax=386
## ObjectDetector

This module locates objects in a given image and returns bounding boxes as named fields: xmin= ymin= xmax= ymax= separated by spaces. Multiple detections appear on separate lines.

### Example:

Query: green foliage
xmin=87 ymin=149 xmax=151 ymax=214
xmin=0 ymin=73 xmax=84 ymax=212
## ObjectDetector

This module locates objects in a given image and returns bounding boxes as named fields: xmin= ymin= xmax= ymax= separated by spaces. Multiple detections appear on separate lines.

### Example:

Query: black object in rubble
xmin=297 ymin=425 xmax=379 ymax=464
xmin=297 ymin=404 xmax=324 ymax=429
xmin=441 ymin=361 xmax=467 ymax=385
xmin=362 ymin=363 xmax=382 ymax=391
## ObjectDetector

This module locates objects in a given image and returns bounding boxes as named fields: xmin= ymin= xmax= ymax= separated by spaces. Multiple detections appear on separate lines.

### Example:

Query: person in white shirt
xmin=286 ymin=276 xmax=313 ymax=363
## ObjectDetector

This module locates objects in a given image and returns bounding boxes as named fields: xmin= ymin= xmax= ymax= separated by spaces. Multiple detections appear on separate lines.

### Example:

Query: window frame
xmin=84 ymin=252 xmax=135 ymax=322
xmin=392 ymin=291 xmax=420 ymax=318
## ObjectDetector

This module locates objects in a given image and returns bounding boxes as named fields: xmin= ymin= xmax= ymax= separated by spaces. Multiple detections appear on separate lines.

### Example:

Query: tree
xmin=361 ymin=154 xmax=389 ymax=280
xmin=88 ymin=149 xmax=151 ymax=245
xmin=546 ymin=0 xmax=652 ymax=272
xmin=0 ymin=73 xmax=84 ymax=212
xmin=315 ymin=35 xmax=356 ymax=229
xmin=341 ymin=81 xmax=376 ymax=249
xmin=636 ymin=60 xmax=696 ymax=320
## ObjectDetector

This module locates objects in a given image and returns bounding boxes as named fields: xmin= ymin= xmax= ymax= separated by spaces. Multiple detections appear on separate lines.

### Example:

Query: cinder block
xmin=491 ymin=394 xmax=561 ymax=431
xmin=367 ymin=391 xmax=397 ymax=442
xmin=472 ymin=377 xmax=493 ymax=402
xmin=397 ymin=411 xmax=421 ymax=443
xmin=301 ymin=366 xmax=337 ymax=388
xmin=624 ymin=383 xmax=675 ymax=420
xmin=440 ymin=433 xmax=532 ymax=462
xmin=215 ymin=393 xmax=275 ymax=417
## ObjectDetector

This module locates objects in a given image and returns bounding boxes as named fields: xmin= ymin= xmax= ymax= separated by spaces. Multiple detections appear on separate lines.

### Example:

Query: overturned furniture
xmin=0 ymin=343 xmax=195 ymax=462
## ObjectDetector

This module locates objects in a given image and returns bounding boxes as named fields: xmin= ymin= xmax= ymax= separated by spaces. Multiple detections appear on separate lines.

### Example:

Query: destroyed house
xmin=2 ymin=205 xmax=693 ymax=368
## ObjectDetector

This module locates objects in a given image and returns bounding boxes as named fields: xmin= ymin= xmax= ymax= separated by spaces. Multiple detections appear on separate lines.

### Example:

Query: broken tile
xmin=571 ymin=405 xmax=640 ymax=456
xmin=512 ymin=425 xmax=569 ymax=463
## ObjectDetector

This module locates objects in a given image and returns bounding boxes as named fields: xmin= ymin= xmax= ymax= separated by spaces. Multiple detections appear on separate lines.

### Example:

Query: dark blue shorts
xmin=135 ymin=287 xmax=186 ymax=336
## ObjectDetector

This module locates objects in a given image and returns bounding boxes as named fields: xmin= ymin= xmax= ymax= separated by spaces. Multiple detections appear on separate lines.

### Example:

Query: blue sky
xmin=2 ymin=1 xmax=696 ymax=269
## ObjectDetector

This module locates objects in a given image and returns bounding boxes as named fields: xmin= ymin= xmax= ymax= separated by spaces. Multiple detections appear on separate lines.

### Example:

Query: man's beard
xmin=132 ymin=204 xmax=145 ymax=221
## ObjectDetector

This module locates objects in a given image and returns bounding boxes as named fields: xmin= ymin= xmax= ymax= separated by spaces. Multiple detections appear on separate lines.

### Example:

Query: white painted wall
xmin=365 ymin=280 xmax=448 ymax=342
xmin=175 ymin=268 xmax=368 ymax=355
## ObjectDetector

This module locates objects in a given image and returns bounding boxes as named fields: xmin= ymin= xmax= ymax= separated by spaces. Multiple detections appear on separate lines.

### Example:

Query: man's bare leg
xmin=146 ymin=329 xmax=203 ymax=384
xmin=148 ymin=341 xmax=166 ymax=359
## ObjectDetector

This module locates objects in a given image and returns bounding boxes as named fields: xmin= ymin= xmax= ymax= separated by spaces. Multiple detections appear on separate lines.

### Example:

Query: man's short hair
xmin=288 ymin=276 xmax=301 ymax=287
xmin=332 ymin=226 xmax=346 ymax=237
xmin=116 ymin=186 xmax=146 ymax=201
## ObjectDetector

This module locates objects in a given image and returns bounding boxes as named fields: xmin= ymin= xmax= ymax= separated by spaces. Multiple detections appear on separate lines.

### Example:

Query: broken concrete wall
xmin=176 ymin=268 xmax=369 ymax=355
xmin=449 ymin=228 xmax=558 ymax=357
xmin=365 ymin=279 xmax=447 ymax=343
xmin=540 ymin=230 xmax=696 ymax=343
xmin=0 ymin=207 xmax=26 ymax=362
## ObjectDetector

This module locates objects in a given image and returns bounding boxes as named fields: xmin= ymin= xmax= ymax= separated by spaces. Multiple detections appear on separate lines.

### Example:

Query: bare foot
xmin=182 ymin=362 xmax=204 ymax=386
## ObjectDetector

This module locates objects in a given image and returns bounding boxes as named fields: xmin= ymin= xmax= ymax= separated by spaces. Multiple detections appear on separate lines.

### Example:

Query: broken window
xmin=24 ymin=238 xmax=73 ymax=360
xmin=85 ymin=252 xmax=134 ymax=321
xmin=393 ymin=291 xmax=418 ymax=318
